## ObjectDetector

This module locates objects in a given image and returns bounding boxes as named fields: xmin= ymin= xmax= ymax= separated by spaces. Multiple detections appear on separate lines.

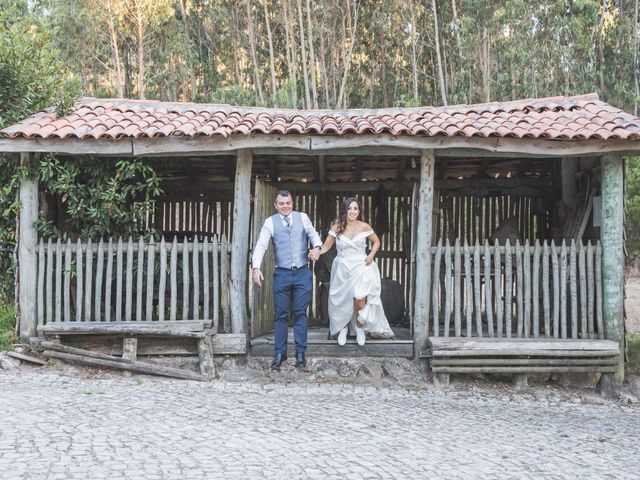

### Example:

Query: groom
xmin=252 ymin=190 xmax=322 ymax=370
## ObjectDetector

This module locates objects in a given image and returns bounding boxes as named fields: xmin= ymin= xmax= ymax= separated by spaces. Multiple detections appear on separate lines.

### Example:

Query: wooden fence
xmin=36 ymin=236 xmax=231 ymax=330
xmin=429 ymin=239 xmax=603 ymax=339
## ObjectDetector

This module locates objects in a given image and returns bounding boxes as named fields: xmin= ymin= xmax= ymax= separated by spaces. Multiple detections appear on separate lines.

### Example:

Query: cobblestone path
xmin=1 ymin=368 xmax=639 ymax=479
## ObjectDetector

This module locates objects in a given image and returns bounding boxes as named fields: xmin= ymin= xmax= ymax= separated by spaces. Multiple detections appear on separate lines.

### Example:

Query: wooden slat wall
xmin=428 ymin=239 xmax=603 ymax=339
xmin=36 ymin=237 xmax=231 ymax=330
xmin=152 ymin=200 xmax=233 ymax=239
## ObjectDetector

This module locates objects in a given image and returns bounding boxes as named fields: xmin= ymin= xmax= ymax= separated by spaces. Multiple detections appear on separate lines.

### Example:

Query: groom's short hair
xmin=275 ymin=190 xmax=293 ymax=202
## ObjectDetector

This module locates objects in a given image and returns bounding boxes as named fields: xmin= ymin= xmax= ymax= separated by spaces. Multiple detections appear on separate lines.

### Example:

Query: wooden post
xmin=414 ymin=150 xmax=435 ymax=358
xmin=230 ymin=148 xmax=252 ymax=334
xmin=601 ymin=153 xmax=625 ymax=391
xmin=17 ymin=153 xmax=39 ymax=340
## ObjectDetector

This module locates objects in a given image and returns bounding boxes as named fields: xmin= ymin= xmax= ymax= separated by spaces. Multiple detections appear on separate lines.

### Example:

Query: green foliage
xmin=626 ymin=157 xmax=640 ymax=263
xmin=0 ymin=300 xmax=15 ymax=351
xmin=38 ymin=155 xmax=163 ymax=240
xmin=627 ymin=332 xmax=640 ymax=375
xmin=210 ymin=84 xmax=260 ymax=107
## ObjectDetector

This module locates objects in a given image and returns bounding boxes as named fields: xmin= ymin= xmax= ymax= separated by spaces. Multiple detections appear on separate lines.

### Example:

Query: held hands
xmin=308 ymin=248 xmax=320 ymax=261
xmin=365 ymin=255 xmax=374 ymax=266
xmin=252 ymin=268 xmax=264 ymax=286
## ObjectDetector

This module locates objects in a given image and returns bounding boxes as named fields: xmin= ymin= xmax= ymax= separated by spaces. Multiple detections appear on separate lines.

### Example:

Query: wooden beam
xmin=413 ymin=150 xmax=435 ymax=359
xmin=18 ymin=152 xmax=39 ymax=340
xmin=353 ymin=157 xmax=363 ymax=182
xmin=317 ymin=155 xmax=326 ymax=182
xmin=0 ymin=137 xmax=133 ymax=155
xmin=600 ymin=153 xmax=625 ymax=389
xmin=229 ymin=149 xmax=252 ymax=334
xmin=397 ymin=158 xmax=407 ymax=181
xmin=268 ymin=157 xmax=279 ymax=181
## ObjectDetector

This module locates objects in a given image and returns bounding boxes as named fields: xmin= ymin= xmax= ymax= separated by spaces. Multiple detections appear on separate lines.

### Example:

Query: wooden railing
xmin=429 ymin=239 xmax=603 ymax=339
xmin=36 ymin=236 xmax=231 ymax=330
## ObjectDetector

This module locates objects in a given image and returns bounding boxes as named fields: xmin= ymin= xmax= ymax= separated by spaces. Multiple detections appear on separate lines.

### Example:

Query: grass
xmin=0 ymin=300 xmax=16 ymax=351
xmin=627 ymin=332 xmax=640 ymax=375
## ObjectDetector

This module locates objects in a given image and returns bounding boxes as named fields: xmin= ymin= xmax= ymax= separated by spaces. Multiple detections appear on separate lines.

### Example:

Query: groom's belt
xmin=275 ymin=265 xmax=306 ymax=271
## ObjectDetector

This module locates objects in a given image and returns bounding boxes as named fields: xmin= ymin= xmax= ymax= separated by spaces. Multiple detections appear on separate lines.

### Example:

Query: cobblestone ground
xmin=1 ymin=365 xmax=640 ymax=480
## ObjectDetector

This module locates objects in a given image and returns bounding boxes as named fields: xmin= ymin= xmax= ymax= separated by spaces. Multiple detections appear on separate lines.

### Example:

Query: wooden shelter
xmin=1 ymin=93 xmax=637 ymax=391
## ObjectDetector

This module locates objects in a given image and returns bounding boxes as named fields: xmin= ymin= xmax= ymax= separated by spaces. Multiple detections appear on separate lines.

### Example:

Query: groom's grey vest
xmin=272 ymin=211 xmax=308 ymax=269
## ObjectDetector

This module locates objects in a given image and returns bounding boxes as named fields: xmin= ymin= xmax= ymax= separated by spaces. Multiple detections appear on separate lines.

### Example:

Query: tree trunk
xmin=305 ymin=0 xmax=318 ymax=108
xmin=318 ymin=21 xmax=330 ymax=107
xmin=282 ymin=0 xmax=298 ymax=107
xmin=432 ymin=0 xmax=448 ymax=105
xmin=263 ymin=0 xmax=277 ymax=106
xmin=409 ymin=0 xmax=419 ymax=103
xmin=135 ymin=6 xmax=145 ymax=99
xmin=105 ymin=0 xmax=124 ymax=98
xmin=296 ymin=0 xmax=311 ymax=108
xmin=336 ymin=0 xmax=359 ymax=108
xmin=246 ymin=0 xmax=265 ymax=105
xmin=598 ymin=0 xmax=606 ymax=93
xmin=179 ymin=0 xmax=197 ymax=101
xmin=634 ymin=0 xmax=639 ymax=115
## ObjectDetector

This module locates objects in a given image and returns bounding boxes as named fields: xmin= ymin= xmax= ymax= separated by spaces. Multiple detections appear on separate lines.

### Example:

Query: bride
xmin=315 ymin=197 xmax=394 ymax=346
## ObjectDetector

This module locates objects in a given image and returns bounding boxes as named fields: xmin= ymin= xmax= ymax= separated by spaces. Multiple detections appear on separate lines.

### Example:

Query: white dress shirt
xmin=251 ymin=212 xmax=322 ymax=269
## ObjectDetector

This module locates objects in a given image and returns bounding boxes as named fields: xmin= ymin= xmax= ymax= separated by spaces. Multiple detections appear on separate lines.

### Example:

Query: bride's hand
xmin=365 ymin=255 xmax=374 ymax=266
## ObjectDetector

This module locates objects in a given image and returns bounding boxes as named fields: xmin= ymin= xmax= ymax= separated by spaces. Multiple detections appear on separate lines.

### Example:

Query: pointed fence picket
xmin=428 ymin=239 xmax=603 ymax=339
xmin=35 ymin=236 xmax=231 ymax=329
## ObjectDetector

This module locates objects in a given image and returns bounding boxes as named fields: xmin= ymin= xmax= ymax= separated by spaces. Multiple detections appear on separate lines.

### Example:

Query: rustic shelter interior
xmin=1 ymin=93 xmax=636 ymax=391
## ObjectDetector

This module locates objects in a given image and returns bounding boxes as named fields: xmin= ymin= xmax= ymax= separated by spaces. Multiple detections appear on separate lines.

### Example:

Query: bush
xmin=627 ymin=157 xmax=640 ymax=264
xmin=0 ymin=300 xmax=15 ymax=351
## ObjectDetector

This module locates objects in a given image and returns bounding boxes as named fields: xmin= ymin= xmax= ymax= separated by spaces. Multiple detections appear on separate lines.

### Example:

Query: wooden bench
xmin=427 ymin=337 xmax=620 ymax=391
xmin=38 ymin=321 xmax=217 ymax=380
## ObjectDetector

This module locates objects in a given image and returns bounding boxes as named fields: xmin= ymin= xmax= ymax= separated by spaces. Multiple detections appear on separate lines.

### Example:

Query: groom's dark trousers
xmin=272 ymin=266 xmax=313 ymax=355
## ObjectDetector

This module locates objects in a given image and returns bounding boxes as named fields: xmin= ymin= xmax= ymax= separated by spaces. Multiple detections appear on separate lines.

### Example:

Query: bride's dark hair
xmin=336 ymin=197 xmax=360 ymax=234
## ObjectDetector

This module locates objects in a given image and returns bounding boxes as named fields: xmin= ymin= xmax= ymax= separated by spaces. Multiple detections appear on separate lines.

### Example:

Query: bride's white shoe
xmin=337 ymin=327 xmax=348 ymax=346
xmin=355 ymin=326 xmax=366 ymax=346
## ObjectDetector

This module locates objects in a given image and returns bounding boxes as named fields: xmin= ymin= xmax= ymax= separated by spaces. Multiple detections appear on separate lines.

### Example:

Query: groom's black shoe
xmin=295 ymin=352 xmax=306 ymax=368
xmin=270 ymin=353 xmax=287 ymax=370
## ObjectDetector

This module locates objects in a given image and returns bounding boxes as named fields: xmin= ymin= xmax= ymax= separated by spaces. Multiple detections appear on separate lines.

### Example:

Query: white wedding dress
xmin=327 ymin=229 xmax=394 ymax=339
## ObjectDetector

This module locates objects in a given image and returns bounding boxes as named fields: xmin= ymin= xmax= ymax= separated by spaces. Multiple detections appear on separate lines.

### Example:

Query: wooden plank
xmin=551 ymin=240 xmax=560 ymax=338
xmin=212 ymin=237 xmax=220 ymax=332
xmin=55 ymin=239 xmax=62 ymax=323
xmin=192 ymin=237 xmax=199 ymax=321
xmin=75 ymin=240 xmax=83 ymax=322
xmin=146 ymin=239 xmax=155 ymax=321
xmin=84 ymin=240 xmax=93 ymax=322
xmin=40 ymin=323 xmax=208 ymax=337
xmin=432 ymin=239 xmax=442 ymax=336
xmin=136 ymin=237 xmax=144 ymax=321
xmin=463 ymin=240 xmax=473 ymax=338
xmin=43 ymin=349 xmax=207 ymax=381
xmin=586 ymin=241 xmax=594 ymax=337
xmin=158 ymin=237 xmax=167 ymax=322
xmin=542 ymin=241 xmax=551 ymax=337
xmin=484 ymin=241 xmax=494 ymax=337
xmin=114 ymin=238 xmax=122 ymax=322
xmin=532 ymin=240 xmax=540 ymax=337
xmin=64 ymin=239 xmax=71 ymax=322
xmin=570 ymin=240 xmax=578 ymax=339
xmin=523 ymin=241 xmax=531 ymax=338
xmin=444 ymin=240 xmax=452 ymax=337
xmin=430 ymin=349 xmax=620 ymax=357
xmin=414 ymin=150 xmax=435 ymax=354
xmin=596 ymin=242 xmax=604 ymax=339
xmin=202 ymin=237 xmax=210 ymax=321
xmin=473 ymin=241 xmax=482 ymax=336
xmin=37 ymin=240 xmax=44 ymax=327
xmin=221 ymin=235 xmax=230 ymax=332
xmin=504 ymin=239 xmax=512 ymax=338
xmin=182 ymin=237 xmax=190 ymax=320
xmin=197 ymin=336 xmax=216 ymax=378
xmin=94 ymin=239 xmax=104 ymax=322
xmin=230 ymin=149 xmax=252 ymax=334
xmin=105 ymin=239 xmax=113 ymax=322
xmin=170 ymin=237 xmax=178 ymax=321
xmin=579 ymin=241 xmax=587 ymax=338
xmin=432 ymin=366 xmax=617 ymax=374
xmin=453 ymin=240 xmax=462 ymax=337
xmin=41 ymin=320 xmax=206 ymax=333
xmin=125 ymin=238 xmax=134 ymax=322
xmin=431 ymin=358 xmax=619 ymax=366
xmin=45 ymin=238 xmax=53 ymax=323
xmin=515 ymin=240 xmax=524 ymax=337
xmin=494 ymin=239 xmax=503 ymax=337
xmin=428 ymin=337 xmax=619 ymax=350
xmin=560 ymin=241 xmax=568 ymax=339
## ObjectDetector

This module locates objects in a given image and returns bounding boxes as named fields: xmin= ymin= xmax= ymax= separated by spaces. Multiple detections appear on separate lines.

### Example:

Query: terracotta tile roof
xmin=3 ymin=93 xmax=640 ymax=141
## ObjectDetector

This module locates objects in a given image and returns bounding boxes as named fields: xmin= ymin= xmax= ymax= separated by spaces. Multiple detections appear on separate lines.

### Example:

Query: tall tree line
xmin=27 ymin=0 xmax=640 ymax=113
